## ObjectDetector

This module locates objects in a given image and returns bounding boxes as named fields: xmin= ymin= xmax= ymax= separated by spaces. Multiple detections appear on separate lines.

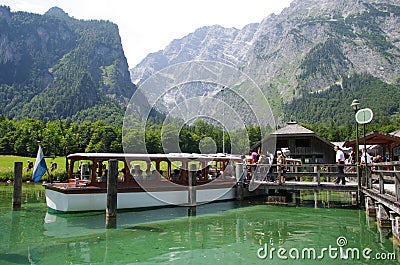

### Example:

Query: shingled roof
xmin=272 ymin=122 xmax=314 ymax=136
xmin=250 ymin=121 xmax=335 ymax=152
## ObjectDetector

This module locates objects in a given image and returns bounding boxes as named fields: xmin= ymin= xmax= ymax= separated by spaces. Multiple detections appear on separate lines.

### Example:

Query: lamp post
xmin=221 ymin=87 xmax=225 ymax=154
xmin=351 ymin=99 xmax=360 ymax=201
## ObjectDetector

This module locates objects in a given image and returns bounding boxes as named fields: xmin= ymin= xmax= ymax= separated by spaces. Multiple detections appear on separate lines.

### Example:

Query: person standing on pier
xmin=276 ymin=151 xmax=287 ymax=183
xmin=266 ymin=151 xmax=274 ymax=182
xmin=334 ymin=145 xmax=346 ymax=185
xmin=360 ymin=148 xmax=372 ymax=165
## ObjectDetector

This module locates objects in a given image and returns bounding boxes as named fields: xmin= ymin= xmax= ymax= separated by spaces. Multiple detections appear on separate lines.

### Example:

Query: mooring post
xmin=389 ymin=211 xmax=399 ymax=241
xmin=12 ymin=162 xmax=23 ymax=209
xmin=365 ymin=196 xmax=376 ymax=217
xmin=188 ymin=164 xmax=197 ymax=216
xmin=377 ymin=204 xmax=391 ymax=228
xmin=235 ymin=163 xmax=244 ymax=201
xmin=106 ymin=159 xmax=118 ymax=229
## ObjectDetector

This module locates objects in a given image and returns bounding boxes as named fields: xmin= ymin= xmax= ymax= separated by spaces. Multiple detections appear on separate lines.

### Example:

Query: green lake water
xmin=0 ymin=184 xmax=399 ymax=264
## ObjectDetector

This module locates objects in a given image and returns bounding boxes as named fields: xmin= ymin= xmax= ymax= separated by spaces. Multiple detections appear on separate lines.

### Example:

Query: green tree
xmin=14 ymin=119 xmax=45 ymax=156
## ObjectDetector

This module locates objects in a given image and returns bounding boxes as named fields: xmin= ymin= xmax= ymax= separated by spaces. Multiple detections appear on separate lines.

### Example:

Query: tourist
xmin=119 ymin=168 xmax=127 ymax=182
xmin=266 ymin=151 xmax=275 ymax=182
xmin=360 ymin=148 xmax=372 ymax=165
xmin=276 ymin=150 xmax=287 ymax=184
xmin=98 ymin=169 xmax=107 ymax=182
xmin=257 ymin=153 xmax=267 ymax=164
xmin=334 ymin=145 xmax=346 ymax=185
xmin=50 ymin=161 xmax=57 ymax=171
xmin=373 ymin=154 xmax=383 ymax=163
xmin=345 ymin=148 xmax=356 ymax=173
xmin=257 ymin=153 xmax=268 ymax=180
xmin=251 ymin=151 xmax=258 ymax=164
xmin=27 ymin=160 xmax=33 ymax=171
xmin=346 ymin=148 xmax=355 ymax=164
xmin=384 ymin=151 xmax=390 ymax=162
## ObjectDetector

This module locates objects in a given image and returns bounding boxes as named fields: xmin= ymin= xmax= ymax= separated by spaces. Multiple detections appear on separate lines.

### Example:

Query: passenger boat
xmin=44 ymin=153 xmax=260 ymax=212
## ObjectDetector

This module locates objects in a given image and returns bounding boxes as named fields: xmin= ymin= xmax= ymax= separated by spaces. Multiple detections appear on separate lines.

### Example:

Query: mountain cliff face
xmin=130 ymin=0 xmax=400 ymax=124
xmin=0 ymin=6 xmax=136 ymax=122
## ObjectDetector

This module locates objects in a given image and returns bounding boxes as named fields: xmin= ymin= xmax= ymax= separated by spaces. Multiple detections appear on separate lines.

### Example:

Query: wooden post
xmin=106 ymin=160 xmax=118 ymax=229
xmin=12 ymin=162 xmax=23 ymax=209
xmin=326 ymin=190 xmax=331 ymax=208
xmin=316 ymin=165 xmax=321 ymax=186
xmin=368 ymin=166 xmax=372 ymax=189
xmin=235 ymin=163 xmax=244 ymax=201
xmin=278 ymin=169 xmax=282 ymax=185
xmin=314 ymin=190 xmax=318 ymax=208
xmin=188 ymin=164 xmax=197 ymax=216
xmin=379 ymin=172 xmax=384 ymax=194
xmin=395 ymin=170 xmax=400 ymax=202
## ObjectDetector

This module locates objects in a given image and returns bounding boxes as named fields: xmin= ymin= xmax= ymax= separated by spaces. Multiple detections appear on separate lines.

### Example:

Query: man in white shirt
xmin=334 ymin=145 xmax=346 ymax=185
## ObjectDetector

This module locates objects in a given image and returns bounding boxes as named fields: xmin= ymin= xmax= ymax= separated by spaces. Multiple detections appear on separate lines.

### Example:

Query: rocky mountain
xmin=130 ymin=0 xmax=400 ymax=125
xmin=0 ymin=6 xmax=136 ymax=124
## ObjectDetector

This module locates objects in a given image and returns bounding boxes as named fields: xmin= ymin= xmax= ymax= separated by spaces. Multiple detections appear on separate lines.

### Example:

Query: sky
xmin=1 ymin=0 xmax=294 ymax=68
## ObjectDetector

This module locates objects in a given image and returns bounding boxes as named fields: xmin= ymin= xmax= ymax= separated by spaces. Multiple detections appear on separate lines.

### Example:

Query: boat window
xmin=118 ymin=163 xmax=127 ymax=182
xmin=159 ymin=161 xmax=170 ymax=180
xmin=170 ymin=161 xmax=183 ymax=182
xmin=71 ymin=160 xmax=92 ymax=180
xmin=96 ymin=161 xmax=107 ymax=182
xmin=207 ymin=160 xmax=223 ymax=179
xmin=222 ymin=164 xmax=235 ymax=179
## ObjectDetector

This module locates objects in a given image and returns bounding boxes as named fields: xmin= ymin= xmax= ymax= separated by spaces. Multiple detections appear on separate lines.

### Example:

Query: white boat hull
xmin=45 ymin=187 xmax=238 ymax=212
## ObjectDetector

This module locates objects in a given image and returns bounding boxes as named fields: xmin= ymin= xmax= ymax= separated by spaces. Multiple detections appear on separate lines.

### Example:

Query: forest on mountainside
xmin=284 ymin=73 xmax=400 ymax=126
xmin=0 ymin=6 xmax=135 ymax=122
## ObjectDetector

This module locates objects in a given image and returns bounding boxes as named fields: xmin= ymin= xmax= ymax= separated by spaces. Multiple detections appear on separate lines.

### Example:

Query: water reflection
xmin=0 ymin=184 xmax=398 ymax=264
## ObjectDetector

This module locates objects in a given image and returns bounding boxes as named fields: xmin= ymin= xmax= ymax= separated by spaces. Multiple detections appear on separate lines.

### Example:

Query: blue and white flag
xmin=32 ymin=145 xmax=47 ymax=182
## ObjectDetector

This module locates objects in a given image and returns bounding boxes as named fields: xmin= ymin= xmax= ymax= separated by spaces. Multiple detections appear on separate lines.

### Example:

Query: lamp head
xmin=351 ymin=99 xmax=360 ymax=111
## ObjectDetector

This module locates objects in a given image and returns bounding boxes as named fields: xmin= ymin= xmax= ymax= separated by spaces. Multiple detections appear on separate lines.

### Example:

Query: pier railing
xmin=364 ymin=161 xmax=400 ymax=201
xmin=246 ymin=163 xmax=358 ymax=184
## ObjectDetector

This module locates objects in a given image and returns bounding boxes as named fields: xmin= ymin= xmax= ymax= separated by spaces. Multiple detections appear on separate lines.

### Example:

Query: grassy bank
xmin=0 ymin=155 xmax=67 ymax=182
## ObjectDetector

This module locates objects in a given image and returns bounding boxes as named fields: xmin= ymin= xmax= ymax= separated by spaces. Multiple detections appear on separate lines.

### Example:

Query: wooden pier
xmin=245 ymin=161 xmax=400 ymax=242
xmin=359 ymin=162 xmax=400 ymax=240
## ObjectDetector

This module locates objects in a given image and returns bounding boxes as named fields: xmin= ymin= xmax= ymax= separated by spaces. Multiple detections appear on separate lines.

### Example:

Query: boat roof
xmin=67 ymin=153 xmax=242 ymax=161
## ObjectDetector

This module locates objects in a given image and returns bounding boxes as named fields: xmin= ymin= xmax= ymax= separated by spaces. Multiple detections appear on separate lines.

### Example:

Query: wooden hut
xmin=258 ymin=122 xmax=335 ymax=164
